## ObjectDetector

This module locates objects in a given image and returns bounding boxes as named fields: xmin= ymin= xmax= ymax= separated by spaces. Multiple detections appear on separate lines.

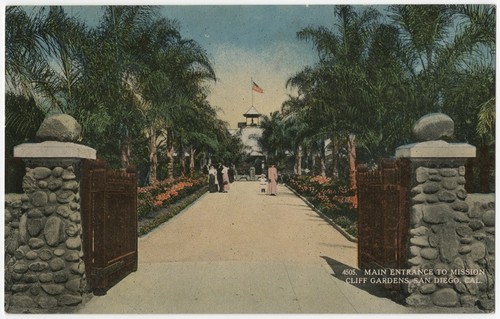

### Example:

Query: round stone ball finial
xmin=36 ymin=114 xmax=82 ymax=142
xmin=413 ymin=113 xmax=454 ymax=142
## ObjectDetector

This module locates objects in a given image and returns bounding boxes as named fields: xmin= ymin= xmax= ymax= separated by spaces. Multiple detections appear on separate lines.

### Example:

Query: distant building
xmin=233 ymin=106 xmax=266 ymax=177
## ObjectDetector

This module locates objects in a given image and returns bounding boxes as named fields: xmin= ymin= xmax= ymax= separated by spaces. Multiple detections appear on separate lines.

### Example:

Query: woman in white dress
xmin=208 ymin=165 xmax=218 ymax=193
xmin=222 ymin=164 xmax=230 ymax=193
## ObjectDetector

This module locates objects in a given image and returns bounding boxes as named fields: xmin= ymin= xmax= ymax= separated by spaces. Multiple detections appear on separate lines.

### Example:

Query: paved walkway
xmin=78 ymin=181 xmax=410 ymax=314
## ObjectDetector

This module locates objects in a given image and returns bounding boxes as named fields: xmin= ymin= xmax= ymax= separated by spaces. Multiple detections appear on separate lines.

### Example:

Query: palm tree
xmin=5 ymin=94 xmax=45 ymax=156
xmin=71 ymin=6 xmax=157 ymax=169
xmin=5 ymin=8 xmax=45 ymax=143
xmin=291 ymin=4 xmax=495 ymax=191
xmin=175 ymin=98 xmax=228 ymax=176
xmin=37 ymin=7 xmax=89 ymax=114
xmin=115 ymin=10 xmax=217 ymax=181
xmin=391 ymin=4 xmax=495 ymax=192
xmin=6 ymin=5 xmax=225 ymax=184
xmin=360 ymin=23 xmax=414 ymax=160
xmin=448 ymin=5 xmax=495 ymax=192
xmin=389 ymin=4 xmax=494 ymax=115
xmin=286 ymin=66 xmax=342 ymax=178
xmin=293 ymin=5 xmax=381 ymax=187
xmin=125 ymin=15 xmax=184 ymax=182
xmin=388 ymin=5 xmax=452 ymax=109
xmin=281 ymin=95 xmax=315 ymax=176
xmin=6 ymin=6 xmax=43 ymax=99
xmin=6 ymin=6 xmax=89 ymax=141
xmin=259 ymin=111 xmax=289 ymax=170
xmin=152 ymin=35 xmax=216 ymax=180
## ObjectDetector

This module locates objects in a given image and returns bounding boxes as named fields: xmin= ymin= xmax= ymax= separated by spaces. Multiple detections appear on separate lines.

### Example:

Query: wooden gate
xmin=5 ymin=156 xmax=25 ymax=193
xmin=356 ymin=158 xmax=411 ymax=274
xmin=80 ymin=159 xmax=138 ymax=296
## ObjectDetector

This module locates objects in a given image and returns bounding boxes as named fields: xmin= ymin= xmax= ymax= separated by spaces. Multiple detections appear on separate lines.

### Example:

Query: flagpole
xmin=251 ymin=77 xmax=254 ymax=107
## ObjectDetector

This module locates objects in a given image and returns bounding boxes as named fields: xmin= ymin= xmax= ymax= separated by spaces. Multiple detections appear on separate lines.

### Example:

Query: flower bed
xmin=138 ymin=176 xmax=207 ymax=219
xmin=138 ymin=186 xmax=208 ymax=236
xmin=287 ymin=175 xmax=358 ymax=237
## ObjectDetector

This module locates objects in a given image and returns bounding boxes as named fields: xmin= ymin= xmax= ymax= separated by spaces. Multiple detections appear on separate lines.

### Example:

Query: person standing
xmin=208 ymin=165 xmax=218 ymax=193
xmin=216 ymin=163 xmax=224 ymax=192
xmin=228 ymin=164 xmax=235 ymax=183
xmin=258 ymin=174 xmax=267 ymax=193
xmin=222 ymin=164 xmax=230 ymax=193
xmin=267 ymin=164 xmax=278 ymax=195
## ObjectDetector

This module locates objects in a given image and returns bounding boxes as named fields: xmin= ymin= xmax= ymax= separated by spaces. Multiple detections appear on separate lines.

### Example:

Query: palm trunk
xmin=304 ymin=146 xmax=309 ymax=173
xmin=311 ymin=153 xmax=316 ymax=175
xmin=347 ymin=133 xmax=357 ymax=207
xmin=166 ymin=127 xmax=174 ymax=179
xmin=120 ymin=131 xmax=131 ymax=169
xmin=147 ymin=127 xmax=158 ymax=184
xmin=330 ymin=134 xmax=339 ymax=179
xmin=347 ymin=133 xmax=357 ymax=191
xmin=464 ymin=158 xmax=475 ymax=193
xmin=179 ymin=138 xmax=186 ymax=176
xmin=479 ymin=143 xmax=490 ymax=193
xmin=294 ymin=144 xmax=302 ymax=175
xmin=320 ymin=139 xmax=326 ymax=177
xmin=189 ymin=146 xmax=196 ymax=177
xmin=320 ymin=156 xmax=326 ymax=177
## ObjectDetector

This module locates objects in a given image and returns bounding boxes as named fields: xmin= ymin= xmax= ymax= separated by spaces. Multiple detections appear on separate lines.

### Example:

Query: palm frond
xmin=477 ymin=97 xmax=495 ymax=138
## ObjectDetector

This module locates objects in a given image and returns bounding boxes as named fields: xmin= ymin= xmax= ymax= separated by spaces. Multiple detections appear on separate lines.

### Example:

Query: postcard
xmin=3 ymin=1 xmax=496 ymax=316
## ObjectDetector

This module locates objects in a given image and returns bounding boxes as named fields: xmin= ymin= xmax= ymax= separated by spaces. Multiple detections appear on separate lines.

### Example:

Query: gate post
xmin=5 ymin=114 xmax=96 ymax=312
xmin=395 ymin=113 xmax=493 ymax=308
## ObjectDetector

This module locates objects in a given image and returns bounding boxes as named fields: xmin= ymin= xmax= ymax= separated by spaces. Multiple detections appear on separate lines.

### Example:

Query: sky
xmin=59 ymin=4 xmax=343 ymax=128
xmin=161 ymin=5 xmax=339 ymax=128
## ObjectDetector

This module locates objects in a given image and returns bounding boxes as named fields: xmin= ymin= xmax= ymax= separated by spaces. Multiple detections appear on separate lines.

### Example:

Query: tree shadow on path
xmin=320 ymin=256 xmax=407 ymax=305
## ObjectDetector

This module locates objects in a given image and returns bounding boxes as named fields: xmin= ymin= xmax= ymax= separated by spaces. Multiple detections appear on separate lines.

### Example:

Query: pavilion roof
xmin=243 ymin=106 xmax=261 ymax=117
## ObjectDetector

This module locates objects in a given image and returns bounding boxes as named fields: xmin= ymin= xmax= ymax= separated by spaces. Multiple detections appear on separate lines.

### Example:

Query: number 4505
xmin=342 ymin=269 xmax=357 ymax=276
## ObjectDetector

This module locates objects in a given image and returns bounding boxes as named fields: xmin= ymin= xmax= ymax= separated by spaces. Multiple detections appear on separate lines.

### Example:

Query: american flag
xmin=252 ymin=81 xmax=264 ymax=93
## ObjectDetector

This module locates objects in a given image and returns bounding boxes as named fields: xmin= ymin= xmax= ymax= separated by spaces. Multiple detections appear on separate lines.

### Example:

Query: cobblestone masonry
xmin=406 ymin=163 xmax=494 ymax=310
xmin=5 ymin=162 xmax=88 ymax=312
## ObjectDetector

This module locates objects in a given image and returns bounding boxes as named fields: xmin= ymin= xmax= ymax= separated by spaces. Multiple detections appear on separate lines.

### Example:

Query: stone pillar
xmin=396 ymin=113 xmax=494 ymax=310
xmin=5 ymin=114 xmax=96 ymax=312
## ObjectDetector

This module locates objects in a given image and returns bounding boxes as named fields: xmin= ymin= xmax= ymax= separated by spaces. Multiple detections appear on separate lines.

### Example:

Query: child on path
xmin=258 ymin=174 xmax=267 ymax=193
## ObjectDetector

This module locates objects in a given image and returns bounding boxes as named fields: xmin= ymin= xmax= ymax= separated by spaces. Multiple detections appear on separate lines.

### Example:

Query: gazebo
xmin=243 ymin=106 xmax=261 ymax=126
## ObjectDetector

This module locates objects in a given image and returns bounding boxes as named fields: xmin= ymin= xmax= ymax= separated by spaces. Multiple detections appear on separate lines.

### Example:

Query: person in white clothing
xmin=258 ymin=174 xmax=267 ymax=193
xmin=208 ymin=165 xmax=218 ymax=193
xmin=222 ymin=164 xmax=230 ymax=193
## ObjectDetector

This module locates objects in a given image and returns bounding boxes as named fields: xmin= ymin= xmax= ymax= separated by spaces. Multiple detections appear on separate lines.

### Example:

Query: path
xmin=79 ymin=181 xmax=409 ymax=314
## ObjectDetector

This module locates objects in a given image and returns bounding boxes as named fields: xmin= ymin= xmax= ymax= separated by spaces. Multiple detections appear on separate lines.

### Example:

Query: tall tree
xmin=6 ymin=6 xmax=89 ymax=140
xmin=6 ymin=5 xmax=232 ymax=185
xmin=73 ymin=6 xmax=157 ymax=168
xmin=259 ymin=111 xmax=289 ymax=170
xmin=293 ymin=5 xmax=380 ymax=186
xmin=391 ymin=4 xmax=496 ymax=191
xmin=117 ymin=11 xmax=216 ymax=181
